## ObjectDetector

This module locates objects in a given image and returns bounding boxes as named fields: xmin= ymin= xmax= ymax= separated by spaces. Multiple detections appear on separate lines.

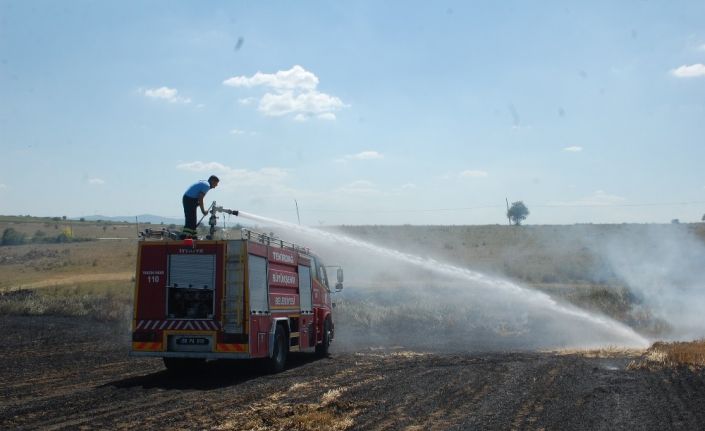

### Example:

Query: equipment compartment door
xmin=166 ymin=254 xmax=216 ymax=319
xmin=224 ymin=241 xmax=244 ymax=333
xmin=248 ymin=254 xmax=269 ymax=313
xmin=299 ymin=265 xmax=312 ymax=313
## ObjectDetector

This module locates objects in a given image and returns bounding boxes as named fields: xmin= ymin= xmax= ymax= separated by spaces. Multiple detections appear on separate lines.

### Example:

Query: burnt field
xmin=2 ymin=221 xmax=705 ymax=429
xmin=2 ymin=315 xmax=704 ymax=431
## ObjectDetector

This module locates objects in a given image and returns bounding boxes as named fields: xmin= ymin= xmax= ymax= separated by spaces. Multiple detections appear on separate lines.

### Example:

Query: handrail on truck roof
xmin=240 ymin=228 xmax=311 ymax=255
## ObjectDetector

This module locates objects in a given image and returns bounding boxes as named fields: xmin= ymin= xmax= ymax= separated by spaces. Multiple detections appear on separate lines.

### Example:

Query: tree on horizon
xmin=507 ymin=201 xmax=530 ymax=226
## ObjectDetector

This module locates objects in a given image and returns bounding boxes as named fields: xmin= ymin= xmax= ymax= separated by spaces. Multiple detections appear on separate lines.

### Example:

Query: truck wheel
xmin=267 ymin=324 xmax=288 ymax=373
xmin=163 ymin=357 xmax=205 ymax=373
xmin=316 ymin=318 xmax=332 ymax=357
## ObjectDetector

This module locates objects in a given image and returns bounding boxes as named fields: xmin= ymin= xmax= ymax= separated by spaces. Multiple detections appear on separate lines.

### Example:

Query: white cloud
xmin=258 ymin=90 xmax=345 ymax=117
xmin=238 ymin=97 xmax=256 ymax=106
xmin=230 ymin=129 xmax=246 ymax=135
xmin=346 ymin=151 xmax=384 ymax=161
xmin=400 ymin=183 xmax=416 ymax=190
xmin=88 ymin=178 xmax=105 ymax=185
xmin=317 ymin=112 xmax=336 ymax=121
xmin=224 ymin=65 xmax=347 ymax=121
xmin=0 ymin=183 xmax=7 ymax=190
xmin=699 ymin=44 xmax=705 ymax=51
xmin=177 ymin=161 xmax=230 ymax=172
xmin=459 ymin=170 xmax=489 ymax=178
xmin=141 ymin=86 xmax=192 ymax=104
xmin=671 ymin=64 xmax=705 ymax=78
xmin=563 ymin=146 xmax=583 ymax=152
xmin=224 ymin=65 xmax=319 ymax=91
xmin=176 ymin=161 xmax=287 ymax=186
xmin=338 ymin=180 xmax=382 ymax=196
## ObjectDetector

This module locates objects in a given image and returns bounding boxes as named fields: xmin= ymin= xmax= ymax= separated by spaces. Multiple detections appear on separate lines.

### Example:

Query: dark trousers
xmin=182 ymin=195 xmax=199 ymax=234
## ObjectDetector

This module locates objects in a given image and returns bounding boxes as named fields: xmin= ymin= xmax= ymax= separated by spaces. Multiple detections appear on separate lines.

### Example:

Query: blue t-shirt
xmin=184 ymin=181 xmax=211 ymax=198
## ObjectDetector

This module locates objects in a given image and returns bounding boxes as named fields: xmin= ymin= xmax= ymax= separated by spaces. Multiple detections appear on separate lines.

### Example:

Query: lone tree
xmin=507 ymin=201 xmax=530 ymax=226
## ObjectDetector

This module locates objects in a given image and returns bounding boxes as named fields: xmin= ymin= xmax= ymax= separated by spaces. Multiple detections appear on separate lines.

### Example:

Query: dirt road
xmin=1 ymin=315 xmax=704 ymax=430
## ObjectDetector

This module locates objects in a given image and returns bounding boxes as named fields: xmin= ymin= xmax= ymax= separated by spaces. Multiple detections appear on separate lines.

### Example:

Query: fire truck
xmin=130 ymin=214 xmax=343 ymax=373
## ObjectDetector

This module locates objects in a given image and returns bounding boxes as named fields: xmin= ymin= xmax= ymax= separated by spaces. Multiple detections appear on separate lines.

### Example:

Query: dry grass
xmin=0 ymin=217 xmax=142 ymax=239
xmin=0 ymin=281 xmax=133 ymax=322
xmin=215 ymin=390 xmax=357 ymax=431
xmin=627 ymin=340 xmax=705 ymax=370
xmin=0 ymin=240 xmax=136 ymax=289
xmin=553 ymin=346 xmax=646 ymax=358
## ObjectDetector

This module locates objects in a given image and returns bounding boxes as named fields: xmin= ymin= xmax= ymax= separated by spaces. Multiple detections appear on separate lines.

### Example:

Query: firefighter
xmin=181 ymin=175 xmax=219 ymax=238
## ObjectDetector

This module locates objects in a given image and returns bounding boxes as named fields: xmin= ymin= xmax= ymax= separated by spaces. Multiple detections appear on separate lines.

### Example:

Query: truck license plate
xmin=176 ymin=336 xmax=209 ymax=346
xmin=169 ymin=335 xmax=213 ymax=352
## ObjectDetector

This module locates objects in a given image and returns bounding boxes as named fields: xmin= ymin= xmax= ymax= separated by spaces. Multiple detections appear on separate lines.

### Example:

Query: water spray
xmin=234 ymin=210 xmax=650 ymax=348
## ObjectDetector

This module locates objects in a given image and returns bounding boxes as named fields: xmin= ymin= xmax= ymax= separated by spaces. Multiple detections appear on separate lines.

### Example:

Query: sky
xmin=1 ymin=1 xmax=704 ymax=226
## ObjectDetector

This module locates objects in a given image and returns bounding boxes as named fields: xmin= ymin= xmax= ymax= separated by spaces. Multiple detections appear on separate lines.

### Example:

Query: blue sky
xmin=2 ymin=1 xmax=704 ymax=225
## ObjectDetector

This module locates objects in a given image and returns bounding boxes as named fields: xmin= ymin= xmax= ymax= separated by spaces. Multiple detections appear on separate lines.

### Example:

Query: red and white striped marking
xmin=136 ymin=320 xmax=220 ymax=331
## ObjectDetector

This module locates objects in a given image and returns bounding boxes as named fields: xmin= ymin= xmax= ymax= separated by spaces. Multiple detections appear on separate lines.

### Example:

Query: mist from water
xmin=235 ymin=211 xmax=650 ymax=350
xmin=588 ymin=225 xmax=705 ymax=341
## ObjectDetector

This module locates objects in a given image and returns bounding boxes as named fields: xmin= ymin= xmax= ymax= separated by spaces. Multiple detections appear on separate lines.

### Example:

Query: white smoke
xmin=594 ymin=225 xmax=705 ymax=340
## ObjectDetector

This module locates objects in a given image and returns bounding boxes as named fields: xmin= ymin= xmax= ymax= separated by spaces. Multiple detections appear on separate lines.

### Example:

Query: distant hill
xmin=80 ymin=214 xmax=183 ymax=225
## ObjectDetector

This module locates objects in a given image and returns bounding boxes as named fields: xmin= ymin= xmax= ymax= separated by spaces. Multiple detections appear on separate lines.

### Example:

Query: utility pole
xmin=505 ymin=198 xmax=511 ymax=226
xmin=295 ymin=200 xmax=301 ymax=225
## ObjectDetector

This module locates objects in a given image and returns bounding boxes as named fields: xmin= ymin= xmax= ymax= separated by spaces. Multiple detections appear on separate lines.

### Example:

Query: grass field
xmin=2 ymin=216 xmax=704 ymax=366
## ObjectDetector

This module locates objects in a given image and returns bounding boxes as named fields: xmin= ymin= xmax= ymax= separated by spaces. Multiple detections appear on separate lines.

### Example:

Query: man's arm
xmin=198 ymin=192 xmax=207 ymax=215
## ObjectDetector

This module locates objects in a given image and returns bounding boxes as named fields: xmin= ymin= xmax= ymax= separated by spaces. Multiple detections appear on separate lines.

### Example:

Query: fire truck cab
xmin=130 ymin=228 xmax=342 ymax=373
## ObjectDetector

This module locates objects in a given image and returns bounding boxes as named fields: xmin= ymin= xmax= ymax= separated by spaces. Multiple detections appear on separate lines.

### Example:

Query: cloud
xmin=230 ymin=129 xmax=257 ymax=136
xmin=238 ymin=97 xmax=256 ymax=106
xmin=400 ymin=183 xmax=416 ymax=190
xmin=348 ymin=151 xmax=384 ymax=161
xmin=338 ymin=180 xmax=383 ymax=196
xmin=317 ymin=112 xmax=336 ymax=121
xmin=671 ymin=64 xmax=705 ymax=78
xmin=141 ymin=86 xmax=192 ymax=104
xmin=88 ymin=178 xmax=105 ymax=185
xmin=459 ymin=170 xmax=489 ymax=178
xmin=563 ymin=146 xmax=583 ymax=152
xmin=176 ymin=161 xmax=287 ymax=186
xmin=0 ymin=183 xmax=7 ymax=190
xmin=258 ymin=90 xmax=345 ymax=117
xmin=699 ymin=44 xmax=705 ymax=51
xmin=224 ymin=65 xmax=318 ymax=91
xmin=177 ymin=161 xmax=230 ymax=172
xmin=224 ymin=65 xmax=347 ymax=121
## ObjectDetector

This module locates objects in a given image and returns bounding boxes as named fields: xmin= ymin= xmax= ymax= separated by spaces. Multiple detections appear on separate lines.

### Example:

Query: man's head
xmin=208 ymin=175 xmax=220 ymax=189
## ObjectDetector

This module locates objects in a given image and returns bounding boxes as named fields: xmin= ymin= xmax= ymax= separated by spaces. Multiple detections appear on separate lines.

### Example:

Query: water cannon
xmin=211 ymin=202 xmax=239 ymax=217
xmin=205 ymin=202 xmax=240 ymax=239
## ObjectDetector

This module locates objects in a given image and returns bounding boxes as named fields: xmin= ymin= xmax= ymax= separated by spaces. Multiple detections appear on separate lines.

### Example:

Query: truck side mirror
xmin=335 ymin=268 xmax=344 ymax=292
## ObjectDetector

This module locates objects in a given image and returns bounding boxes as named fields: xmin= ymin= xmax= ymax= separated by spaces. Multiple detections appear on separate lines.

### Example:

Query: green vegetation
xmin=507 ymin=201 xmax=530 ymax=225
xmin=1 ymin=227 xmax=93 ymax=246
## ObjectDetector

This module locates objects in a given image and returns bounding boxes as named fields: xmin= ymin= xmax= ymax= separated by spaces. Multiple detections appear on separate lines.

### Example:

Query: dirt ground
xmin=1 ymin=316 xmax=704 ymax=430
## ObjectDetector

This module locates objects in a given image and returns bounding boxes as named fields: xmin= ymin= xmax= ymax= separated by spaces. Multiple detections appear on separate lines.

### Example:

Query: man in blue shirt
xmin=182 ymin=175 xmax=219 ymax=238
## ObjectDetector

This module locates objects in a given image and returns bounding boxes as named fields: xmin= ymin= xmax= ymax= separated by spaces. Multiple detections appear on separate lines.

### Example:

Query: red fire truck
xmin=130 ymin=227 xmax=343 ymax=373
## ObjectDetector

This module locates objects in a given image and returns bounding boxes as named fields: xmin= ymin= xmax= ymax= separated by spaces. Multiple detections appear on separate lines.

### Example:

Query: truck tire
xmin=316 ymin=317 xmax=332 ymax=357
xmin=267 ymin=324 xmax=288 ymax=373
xmin=163 ymin=357 xmax=205 ymax=373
